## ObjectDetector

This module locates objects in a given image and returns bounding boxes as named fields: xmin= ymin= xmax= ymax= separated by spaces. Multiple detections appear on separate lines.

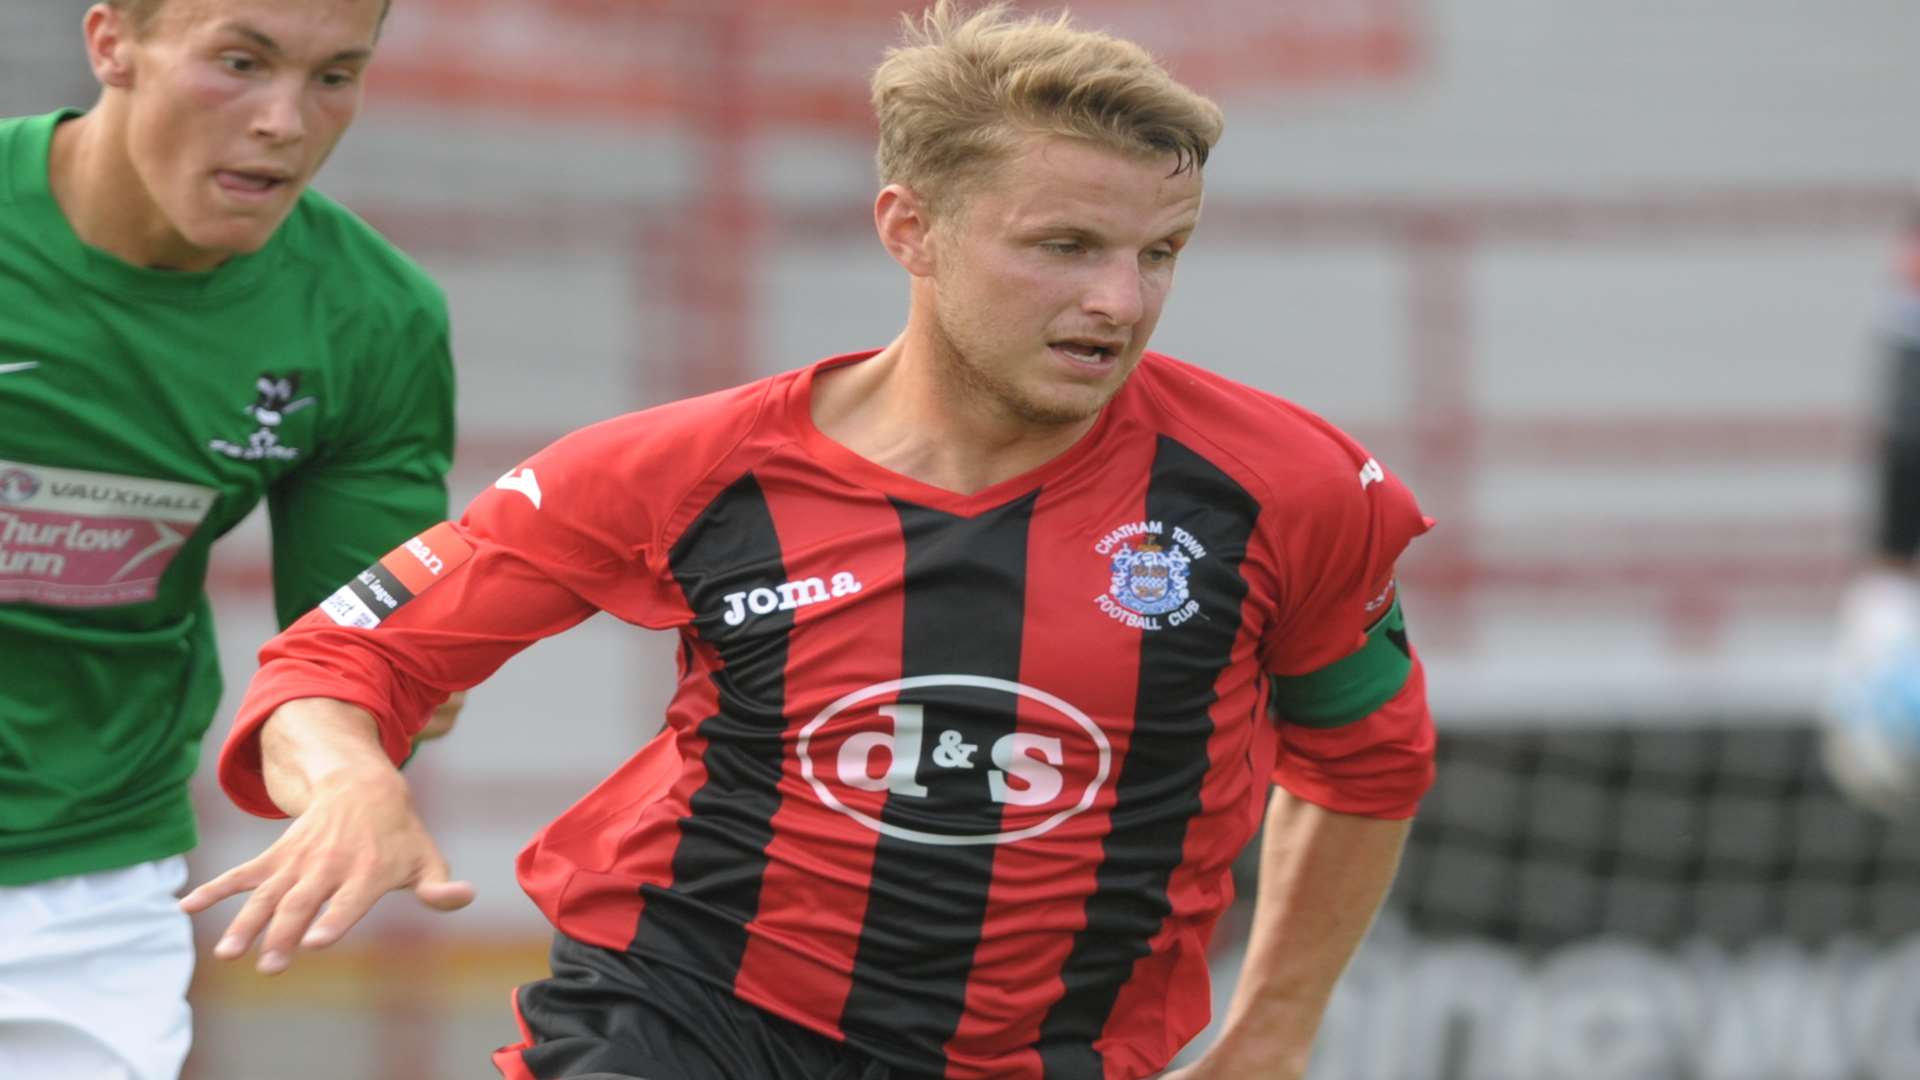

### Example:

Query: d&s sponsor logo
xmin=797 ymin=675 xmax=1111 ymax=846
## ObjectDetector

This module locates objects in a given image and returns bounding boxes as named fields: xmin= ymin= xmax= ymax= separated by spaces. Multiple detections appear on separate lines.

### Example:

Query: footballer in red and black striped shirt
xmin=212 ymin=348 xmax=1434 ymax=1078
xmin=190 ymin=6 xmax=1437 ymax=1079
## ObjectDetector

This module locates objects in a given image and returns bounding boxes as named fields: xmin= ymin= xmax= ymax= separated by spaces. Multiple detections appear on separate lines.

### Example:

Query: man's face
xmin=114 ymin=0 xmax=382 ymax=265
xmin=923 ymin=134 xmax=1205 ymax=429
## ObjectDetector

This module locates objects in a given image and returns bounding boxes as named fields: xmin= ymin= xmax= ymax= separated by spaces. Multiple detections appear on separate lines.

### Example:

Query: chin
xmin=186 ymin=195 xmax=302 ymax=251
xmin=1007 ymin=387 xmax=1114 ymax=427
xmin=186 ymin=220 xmax=282 ymax=258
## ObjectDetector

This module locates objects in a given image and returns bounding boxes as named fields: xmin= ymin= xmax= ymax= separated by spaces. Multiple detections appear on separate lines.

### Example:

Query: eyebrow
xmin=217 ymin=21 xmax=374 ymax=65
xmin=1025 ymin=222 xmax=1196 ymax=246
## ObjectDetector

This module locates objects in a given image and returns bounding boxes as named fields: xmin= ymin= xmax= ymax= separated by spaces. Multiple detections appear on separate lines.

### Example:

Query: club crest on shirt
xmin=208 ymin=372 xmax=315 ymax=462
xmin=1094 ymin=520 xmax=1207 ymax=630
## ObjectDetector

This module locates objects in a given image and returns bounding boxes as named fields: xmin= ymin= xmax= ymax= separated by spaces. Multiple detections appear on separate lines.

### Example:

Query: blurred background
xmin=8 ymin=0 xmax=1920 ymax=1077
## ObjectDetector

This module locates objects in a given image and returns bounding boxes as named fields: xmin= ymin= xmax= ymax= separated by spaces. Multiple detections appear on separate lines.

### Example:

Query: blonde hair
xmin=871 ymin=0 xmax=1225 ymax=214
xmin=109 ymin=0 xmax=393 ymax=36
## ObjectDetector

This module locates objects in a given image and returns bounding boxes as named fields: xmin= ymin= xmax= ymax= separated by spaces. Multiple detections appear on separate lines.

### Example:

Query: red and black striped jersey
xmin=220 ymin=350 xmax=1436 ymax=1080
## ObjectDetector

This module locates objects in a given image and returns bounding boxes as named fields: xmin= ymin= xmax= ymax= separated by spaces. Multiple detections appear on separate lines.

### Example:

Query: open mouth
xmin=215 ymin=170 xmax=290 ymax=198
xmin=1051 ymin=340 xmax=1121 ymax=366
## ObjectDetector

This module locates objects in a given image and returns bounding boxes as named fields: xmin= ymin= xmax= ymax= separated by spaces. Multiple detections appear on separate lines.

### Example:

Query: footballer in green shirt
xmin=0 ymin=1 xmax=459 ymax=1076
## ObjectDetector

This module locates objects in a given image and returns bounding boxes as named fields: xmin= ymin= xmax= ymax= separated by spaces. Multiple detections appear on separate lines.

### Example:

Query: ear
xmin=82 ymin=3 xmax=138 ymax=90
xmin=874 ymin=184 xmax=939 ymax=278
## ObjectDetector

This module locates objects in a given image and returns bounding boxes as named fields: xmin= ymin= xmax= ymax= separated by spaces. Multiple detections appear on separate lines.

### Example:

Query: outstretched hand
xmin=179 ymin=772 xmax=473 ymax=975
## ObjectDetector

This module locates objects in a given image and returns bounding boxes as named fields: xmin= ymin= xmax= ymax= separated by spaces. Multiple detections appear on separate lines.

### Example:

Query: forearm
xmin=1209 ymin=787 xmax=1410 ymax=1073
xmin=260 ymin=697 xmax=408 ymax=816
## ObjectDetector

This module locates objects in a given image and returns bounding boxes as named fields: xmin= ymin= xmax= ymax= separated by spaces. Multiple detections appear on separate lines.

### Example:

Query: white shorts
xmin=0 ymin=855 xmax=194 ymax=1080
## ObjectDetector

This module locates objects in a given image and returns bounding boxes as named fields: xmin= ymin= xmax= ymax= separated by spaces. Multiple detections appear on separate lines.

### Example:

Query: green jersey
xmin=0 ymin=111 xmax=455 ymax=885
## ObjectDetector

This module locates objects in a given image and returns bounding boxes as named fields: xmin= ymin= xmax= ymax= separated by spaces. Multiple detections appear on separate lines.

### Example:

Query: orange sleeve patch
xmin=379 ymin=522 xmax=474 ymax=595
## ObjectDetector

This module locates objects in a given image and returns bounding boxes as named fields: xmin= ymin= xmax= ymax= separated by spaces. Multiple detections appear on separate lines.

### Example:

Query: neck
xmin=49 ymin=100 xmax=221 ymax=272
xmin=812 ymin=328 xmax=1100 ymax=497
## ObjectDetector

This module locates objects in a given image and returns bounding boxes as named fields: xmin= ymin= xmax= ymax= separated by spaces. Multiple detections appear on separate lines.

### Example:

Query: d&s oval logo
xmin=797 ymin=675 xmax=1111 ymax=847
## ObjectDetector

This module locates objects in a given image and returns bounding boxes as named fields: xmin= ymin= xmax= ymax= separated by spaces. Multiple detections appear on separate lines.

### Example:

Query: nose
xmin=1082 ymin=254 xmax=1146 ymax=328
xmin=251 ymin=80 xmax=306 ymax=145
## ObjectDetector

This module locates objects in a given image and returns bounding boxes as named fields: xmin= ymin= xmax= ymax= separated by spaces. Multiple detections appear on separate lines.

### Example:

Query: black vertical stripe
xmin=630 ymin=473 xmax=792 ymax=981
xmin=1037 ymin=437 xmax=1260 ymax=1078
xmin=838 ymin=493 xmax=1037 ymax=1073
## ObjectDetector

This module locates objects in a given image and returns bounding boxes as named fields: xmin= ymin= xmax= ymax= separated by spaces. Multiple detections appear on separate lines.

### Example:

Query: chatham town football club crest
xmin=1093 ymin=521 xmax=1208 ymax=630
xmin=1111 ymin=540 xmax=1189 ymax=615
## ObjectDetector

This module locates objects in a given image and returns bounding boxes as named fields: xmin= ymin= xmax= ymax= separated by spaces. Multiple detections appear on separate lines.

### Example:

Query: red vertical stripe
xmin=732 ymin=457 xmax=908 ymax=1037
xmin=941 ymin=449 xmax=1156 ymax=1078
xmin=1034 ymin=433 xmax=1266 ymax=1077
xmin=1095 ymin=612 xmax=1271 ymax=1074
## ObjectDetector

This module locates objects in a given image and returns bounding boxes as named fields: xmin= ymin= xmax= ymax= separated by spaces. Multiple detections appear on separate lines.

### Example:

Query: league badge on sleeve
xmin=319 ymin=522 xmax=474 ymax=628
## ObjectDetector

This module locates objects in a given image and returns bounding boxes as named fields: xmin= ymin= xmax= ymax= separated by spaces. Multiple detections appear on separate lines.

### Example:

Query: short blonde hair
xmin=109 ymin=0 xmax=393 ymax=37
xmin=871 ymin=0 xmax=1225 ymax=214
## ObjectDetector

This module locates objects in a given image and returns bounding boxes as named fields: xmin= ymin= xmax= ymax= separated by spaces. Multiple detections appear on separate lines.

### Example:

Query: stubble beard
xmin=928 ymin=310 xmax=1117 ymax=430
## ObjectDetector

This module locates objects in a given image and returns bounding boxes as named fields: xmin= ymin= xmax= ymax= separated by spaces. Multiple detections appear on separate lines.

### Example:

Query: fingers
xmin=254 ymin=876 xmax=342 ymax=974
xmin=178 ymin=858 xmax=272 ymax=914
xmin=413 ymin=877 xmax=477 ymax=911
xmin=209 ymin=870 xmax=294 ymax=965
xmin=184 ymin=785 xmax=469 ymax=974
xmin=192 ymin=849 xmax=472 ymax=974
xmin=301 ymin=878 xmax=388 ymax=950
xmin=410 ymin=851 xmax=476 ymax=912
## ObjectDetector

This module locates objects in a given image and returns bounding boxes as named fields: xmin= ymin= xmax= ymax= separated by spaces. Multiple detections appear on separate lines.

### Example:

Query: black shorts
xmin=492 ymin=932 xmax=900 ymax=1080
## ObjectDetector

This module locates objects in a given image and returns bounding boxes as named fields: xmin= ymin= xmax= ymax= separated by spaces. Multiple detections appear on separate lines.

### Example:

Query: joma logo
xmin=722 ymin=571 xmax=863 ymax=626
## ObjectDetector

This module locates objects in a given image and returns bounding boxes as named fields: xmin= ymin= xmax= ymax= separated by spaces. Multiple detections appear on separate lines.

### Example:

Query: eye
xmin=318 ymin=69 xmax=359 ymax=88
xmin=1142 ymin=247 xmax=1177 ymax=265
xmin=219 ymin=53 xmax=259 ymax=74
xmin=1041 ymin=241 xmax=1084 ymax=256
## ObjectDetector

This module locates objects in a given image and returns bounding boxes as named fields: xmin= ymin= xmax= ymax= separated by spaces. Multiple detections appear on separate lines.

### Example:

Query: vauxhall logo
xmin=797 ymin=675 xmax=1112 ymax=846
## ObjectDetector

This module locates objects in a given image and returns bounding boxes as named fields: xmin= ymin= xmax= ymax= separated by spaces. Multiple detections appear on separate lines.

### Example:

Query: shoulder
xmin=0 ymin=111 xmax=61 ymax=209
xmin=545 ymin=375 xmax=784 ymax=470
xmin=1126 ymin=352 xmax=1390 ymax=508
xmin=278 ymin=188 xmax=447 ymax=328
xmin=520 ymin=372 xmax=790 ymax=514
xmin=0 ymin=114 xmax=29 ymax=186
xmin=0 ymin=112 xmax=48 ymax=156
xmin=0 ymin=116 xmax=24 ymax=210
